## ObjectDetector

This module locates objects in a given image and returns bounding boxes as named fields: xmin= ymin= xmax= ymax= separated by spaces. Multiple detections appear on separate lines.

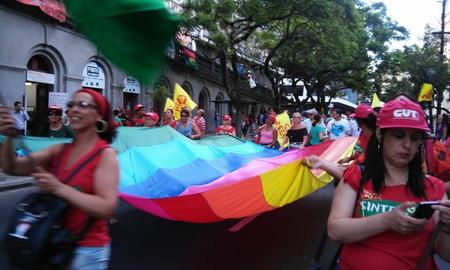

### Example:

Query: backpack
xmin=5 ymin=145 xmax=108 ymax=269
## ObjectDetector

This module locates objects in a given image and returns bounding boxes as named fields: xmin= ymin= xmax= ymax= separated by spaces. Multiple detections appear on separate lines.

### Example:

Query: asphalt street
xmin=0 ymin=178 xmax=449 ymax=269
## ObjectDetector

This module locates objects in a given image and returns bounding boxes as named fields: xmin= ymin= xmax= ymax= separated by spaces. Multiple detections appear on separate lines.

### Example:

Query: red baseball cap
xmin=134 ymin=104 xmax=144 ymax=111
xmin=144 ymin=112 xmax=159 ymax=122
xmin=222 ymin=115 xmax=232 ymax=121
xmin=355 ymin=104 xmax=374 ymax=119
xmin=377 ymin=99 xmax=430 ymax=132
xmin=48 ymin=105 xmax=62 ymax=112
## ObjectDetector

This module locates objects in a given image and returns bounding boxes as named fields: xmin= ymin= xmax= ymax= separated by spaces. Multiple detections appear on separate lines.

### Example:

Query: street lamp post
xmin=433 ymin=0 xmax=449 ymax=117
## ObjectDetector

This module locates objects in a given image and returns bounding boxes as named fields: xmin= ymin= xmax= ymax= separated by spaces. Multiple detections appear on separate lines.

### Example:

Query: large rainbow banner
xmin=1 ymin=127 xmax=356 ymax=223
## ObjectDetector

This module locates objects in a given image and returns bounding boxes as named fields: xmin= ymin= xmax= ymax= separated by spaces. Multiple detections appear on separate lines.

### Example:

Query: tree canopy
xmin=182 ymin=0 xmax=447 ymax=115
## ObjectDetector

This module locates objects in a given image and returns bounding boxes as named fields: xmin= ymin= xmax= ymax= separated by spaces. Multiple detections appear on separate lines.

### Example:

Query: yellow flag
xmin=273 ymin=111 xmax=292 ymax=149
xmin=418 ymin=83 xmax=433 ymax=102
xmin=173 ymin=83 xmax=197 ymax=120
xmin=164 ymin=98 xmax=174 ymax=113
xmin=371 ymin=93 xmax=382 ymax=108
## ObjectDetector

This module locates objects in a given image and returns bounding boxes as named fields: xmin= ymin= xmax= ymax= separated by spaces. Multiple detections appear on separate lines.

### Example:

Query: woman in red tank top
xmin=327 ymin=95 xmax=450 ymax=269
xmin=0 ymin=88 xmax=119 ymax=270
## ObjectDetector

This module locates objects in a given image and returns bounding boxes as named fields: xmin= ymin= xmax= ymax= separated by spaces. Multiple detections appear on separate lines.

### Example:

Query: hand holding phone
xmin=412 ymin=201 xmax=440 ymax=219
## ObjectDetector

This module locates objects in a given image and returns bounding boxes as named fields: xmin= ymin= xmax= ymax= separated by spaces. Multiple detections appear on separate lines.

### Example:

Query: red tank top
xmin=51 ymin=139 xmax=111 ymax=247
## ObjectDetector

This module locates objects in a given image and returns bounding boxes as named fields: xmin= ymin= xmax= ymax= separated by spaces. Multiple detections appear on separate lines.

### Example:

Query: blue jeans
xmin=69 ymin=245 xmax=110 ymax=270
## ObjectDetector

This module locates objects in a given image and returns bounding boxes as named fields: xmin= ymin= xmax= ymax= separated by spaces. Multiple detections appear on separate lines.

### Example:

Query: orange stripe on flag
xmin=203 ymin=176 xmax=274 ymax=219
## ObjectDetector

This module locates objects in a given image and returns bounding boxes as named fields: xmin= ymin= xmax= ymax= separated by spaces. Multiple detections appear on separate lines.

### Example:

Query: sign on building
xmin=123 ymin=76 xmax=140 ymax=94
xmin=26 ymin=70 xmax=55 ymax=85
xmin=48 ymin=92 xmax=69 ymax=112
xmin=82 ymin=61 xmax=105 ymax=89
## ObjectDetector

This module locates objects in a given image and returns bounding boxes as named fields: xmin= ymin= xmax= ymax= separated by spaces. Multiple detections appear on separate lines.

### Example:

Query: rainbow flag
xmin=1 ymin=127 xmax=356 ymax=223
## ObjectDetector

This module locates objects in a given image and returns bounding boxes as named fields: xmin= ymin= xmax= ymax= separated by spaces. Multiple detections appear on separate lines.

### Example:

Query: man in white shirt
xmin=326 ymin=109 xmax=350 ymax=140
xmin=11 ymin=101 xmax=29 ymax=135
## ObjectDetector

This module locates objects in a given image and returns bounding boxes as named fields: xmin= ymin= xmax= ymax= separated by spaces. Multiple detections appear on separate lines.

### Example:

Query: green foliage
xmin=379 ymin=44 xmax=449 ymax=101
xmin=148 ymin=84 xmax=170 ymax=105
xmin=182 ymin=0 xmax=443 ymax=114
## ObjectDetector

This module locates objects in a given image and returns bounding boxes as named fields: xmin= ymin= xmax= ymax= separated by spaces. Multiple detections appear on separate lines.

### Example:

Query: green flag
xmin=63 ymin=0 xmax=180 ymax=83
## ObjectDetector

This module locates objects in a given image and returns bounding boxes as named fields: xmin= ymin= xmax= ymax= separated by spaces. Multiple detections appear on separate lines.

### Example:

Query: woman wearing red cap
xmin=131 ymin=104 xmax=145 ymax=127
xmin=216 ymin=115 xmax=236 ymax=136
xmin=0 ymin=88 xmax=119 ymax=269
xmin=327 ymin=97 xmax=450 ymax=269
xmin=144 ymin=112 xmax=159 ymax=128
xmin=256 ymin=114 xmax=278 ymax=148
xmin=38 ymin=105 xmax=74 ymax=138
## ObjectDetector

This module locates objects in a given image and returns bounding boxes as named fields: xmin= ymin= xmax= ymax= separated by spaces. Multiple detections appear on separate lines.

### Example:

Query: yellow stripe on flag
xmin=173 ymin=83 xmax=197 ymax=120
xmin=273 ymin=111 xmax=292 ymax=149
xmin=261 ymin=160 xmax=331 ymax=207
xmin=418 ymin=83 xmax=433 ymax=102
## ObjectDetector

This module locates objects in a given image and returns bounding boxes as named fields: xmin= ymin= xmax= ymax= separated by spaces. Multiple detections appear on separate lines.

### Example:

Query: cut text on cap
xmin=393 ymin=109 xmax=418 ymax=120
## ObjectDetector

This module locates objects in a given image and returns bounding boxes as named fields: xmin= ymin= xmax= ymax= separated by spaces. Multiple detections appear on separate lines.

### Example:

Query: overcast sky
xmin=365 ymin=0 xmax=444 ymax=49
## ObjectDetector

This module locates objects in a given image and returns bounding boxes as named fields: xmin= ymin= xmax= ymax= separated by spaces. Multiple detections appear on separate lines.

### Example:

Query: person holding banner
xmin=144 ymin=112 xmax=159 ymax=128
xmin=304 ymin=104 xmax=376 ymax=179
xmin=328 ymin=97 xmax=450 ymax=269
xmin=216 ymin=115 xmax=236 ymax=136
xmin=0 ymin=88 xmax=119 ymax=269
xmin=162 ymin=109 xmax=177 ymax=128
xmin=131 ymin=104 xmax=146 ymax=127
xmin=175 ymin=109 xmax=201 ymax=139
xmin=193 ymin=109 xmax=206 ymax=137
xmin=256 ymin=114 xmax=278 ymax=148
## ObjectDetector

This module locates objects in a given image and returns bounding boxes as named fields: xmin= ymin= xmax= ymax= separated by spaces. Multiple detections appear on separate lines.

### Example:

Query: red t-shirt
xmin=132 ymin=117 xmax=145 ymax=127
xmin=216 ymin=125 xmax=235 ymax=135
xmin=162 ymin=120 xmax=177 ymax=129
xmin=339 ymin=164 xmax=445 ymax=270
xmin=52 ymin=139 xmax=111 ymax=247
xmin=352 ymin=133 xmax=370 ymax=163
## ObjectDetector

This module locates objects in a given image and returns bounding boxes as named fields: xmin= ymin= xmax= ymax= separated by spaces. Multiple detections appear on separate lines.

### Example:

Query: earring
xmin=96 ymin=120 xmax=108 ymax=133
xmin=377 ymin=143 xmax=381 ymax=152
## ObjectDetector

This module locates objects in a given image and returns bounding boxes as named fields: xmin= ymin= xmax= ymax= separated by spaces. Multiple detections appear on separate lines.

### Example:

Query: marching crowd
xmin=0 ymin=90 xmax=450 ymax=269
xmin=10 ymin=97 xmax=449 ymax=154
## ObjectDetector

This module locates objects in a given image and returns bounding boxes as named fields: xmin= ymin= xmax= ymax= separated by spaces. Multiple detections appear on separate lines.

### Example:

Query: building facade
xmin=0 ymin=1 xmax=277 ymax=135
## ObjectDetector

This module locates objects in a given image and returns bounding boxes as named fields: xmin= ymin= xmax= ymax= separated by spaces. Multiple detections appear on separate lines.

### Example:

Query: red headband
xmin=77 ymin=88 xmax=107 ymax=118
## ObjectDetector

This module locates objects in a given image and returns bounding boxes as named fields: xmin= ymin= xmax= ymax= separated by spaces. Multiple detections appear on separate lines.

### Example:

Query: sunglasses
xmin=67 ymin=100 xmax=97 ymax=110
xmin=181 ymin=114 xmax=189 ymax=117
xmin=48 ymin=111 xmax=62 ymax=116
